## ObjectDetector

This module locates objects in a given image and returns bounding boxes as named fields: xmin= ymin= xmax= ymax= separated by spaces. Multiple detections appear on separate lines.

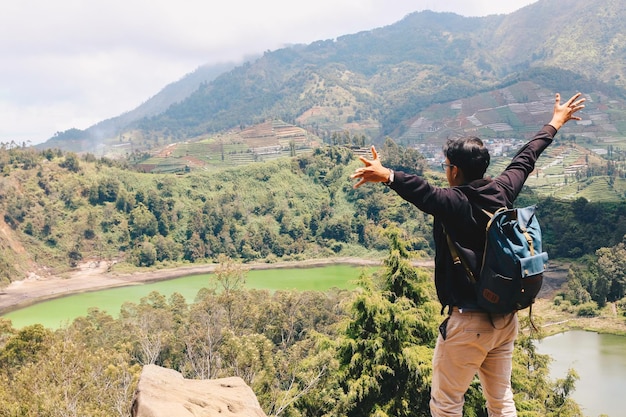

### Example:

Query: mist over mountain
xmin=41 ymin=0 xmax=626 ymax=154
xmin=86 ymin=62 xmax=240 ymax=140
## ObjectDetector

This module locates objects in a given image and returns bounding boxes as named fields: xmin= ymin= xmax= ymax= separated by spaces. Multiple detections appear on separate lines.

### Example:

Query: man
xmin=350 ymin=92 xmax=585 ymax=416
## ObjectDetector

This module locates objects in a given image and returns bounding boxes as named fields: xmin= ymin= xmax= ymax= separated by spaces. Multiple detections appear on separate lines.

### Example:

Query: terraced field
xmin=136 ymin=120 xmax=318 ymax=172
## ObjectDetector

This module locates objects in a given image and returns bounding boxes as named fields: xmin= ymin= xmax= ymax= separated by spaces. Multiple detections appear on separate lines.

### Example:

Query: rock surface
xmin=131 ymin=365 xmax=268 ymax=417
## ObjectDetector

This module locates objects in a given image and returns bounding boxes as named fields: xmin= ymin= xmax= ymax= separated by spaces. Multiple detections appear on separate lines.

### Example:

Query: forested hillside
xmin=0 ymin=143 xmax=430 ymax=285
xmin=2 ymin=144 xmax=626 ymax=288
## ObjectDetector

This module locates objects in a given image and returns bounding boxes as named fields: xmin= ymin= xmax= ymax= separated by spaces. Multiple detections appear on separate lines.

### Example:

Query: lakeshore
xmin=0 ymin=258 xmax=433 ymax=314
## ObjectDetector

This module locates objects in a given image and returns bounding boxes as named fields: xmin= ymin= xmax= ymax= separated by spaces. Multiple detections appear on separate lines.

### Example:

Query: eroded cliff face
xmin=131 ymin=365 xmax=268 ymax=417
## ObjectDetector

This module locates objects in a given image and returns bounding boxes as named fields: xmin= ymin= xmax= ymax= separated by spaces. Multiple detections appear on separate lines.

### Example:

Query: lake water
xmin=1 ymin=265 xmax=367 ymax=329
xmin=537 ymin=330 xmax=626 ymax=417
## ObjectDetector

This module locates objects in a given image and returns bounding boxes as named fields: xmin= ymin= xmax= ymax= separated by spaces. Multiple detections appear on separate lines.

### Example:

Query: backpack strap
xmin=444 ymin=230 xmax=477 ymax=284
xmin=528 ymin=303 xmax=538 ymax=332
xmin=481 ymin=208 xmax=494 ymax=219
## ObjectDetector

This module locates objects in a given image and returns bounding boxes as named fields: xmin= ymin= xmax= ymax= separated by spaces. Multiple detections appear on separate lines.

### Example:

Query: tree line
xmin=0 ymin=144 xmax=431 ymax=285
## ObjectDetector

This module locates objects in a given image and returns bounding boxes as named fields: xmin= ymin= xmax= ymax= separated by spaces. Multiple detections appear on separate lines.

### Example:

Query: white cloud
xmin=0 ymin=0 xmax=537 ymax=144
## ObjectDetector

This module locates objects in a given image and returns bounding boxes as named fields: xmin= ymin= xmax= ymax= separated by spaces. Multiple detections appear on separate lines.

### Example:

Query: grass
xmin=533 ymin=298 xmax=626 ymax=338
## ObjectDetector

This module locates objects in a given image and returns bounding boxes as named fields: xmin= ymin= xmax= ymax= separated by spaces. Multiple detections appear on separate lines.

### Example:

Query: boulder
xmin=131 ymin=365 xmax=268 ymax=417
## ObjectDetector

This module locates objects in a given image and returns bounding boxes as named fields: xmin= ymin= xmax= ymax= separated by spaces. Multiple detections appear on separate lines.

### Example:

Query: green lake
xmin=2 ymin=265 xmax=373 ymax=329
xmin=537 ymin=330 xmax=626 ymax=417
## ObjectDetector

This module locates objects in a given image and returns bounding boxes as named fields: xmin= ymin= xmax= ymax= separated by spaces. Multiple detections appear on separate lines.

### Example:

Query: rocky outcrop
xmin=131 ymin=365 xmax=268 ymax=417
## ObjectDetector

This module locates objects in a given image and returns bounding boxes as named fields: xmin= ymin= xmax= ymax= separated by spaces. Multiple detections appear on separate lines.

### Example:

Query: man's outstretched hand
xmin=350 ymin=146 xmax=391 ymax=188
xmin=549 ymin=92 xmax=586 ymax=130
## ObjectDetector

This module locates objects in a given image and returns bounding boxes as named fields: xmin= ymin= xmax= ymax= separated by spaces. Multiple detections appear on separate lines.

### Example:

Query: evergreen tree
xmin=336 ymin=227 xmax=438 ymax=416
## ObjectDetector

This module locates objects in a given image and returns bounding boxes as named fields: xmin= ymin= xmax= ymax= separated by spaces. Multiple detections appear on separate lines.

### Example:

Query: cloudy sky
xmin=1 ymin=0 xmax=537 ymax=145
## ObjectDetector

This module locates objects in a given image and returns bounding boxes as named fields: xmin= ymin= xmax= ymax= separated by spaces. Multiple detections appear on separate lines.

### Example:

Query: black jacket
xmin=389 ymin=125 xmax=556 ymax=309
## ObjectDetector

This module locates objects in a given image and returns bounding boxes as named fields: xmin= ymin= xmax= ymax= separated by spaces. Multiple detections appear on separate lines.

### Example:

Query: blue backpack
xmin=447 ymin=205 xmax=547 ymax=314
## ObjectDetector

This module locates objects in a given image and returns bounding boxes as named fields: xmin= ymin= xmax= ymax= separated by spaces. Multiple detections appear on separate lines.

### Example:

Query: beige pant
xmin=430 ymin=308 xmax=518 ymax=417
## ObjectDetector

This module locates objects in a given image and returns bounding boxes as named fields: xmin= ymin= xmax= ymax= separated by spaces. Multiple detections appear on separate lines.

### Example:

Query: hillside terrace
xmin=239 ymin=120 xmax=309 ymax=150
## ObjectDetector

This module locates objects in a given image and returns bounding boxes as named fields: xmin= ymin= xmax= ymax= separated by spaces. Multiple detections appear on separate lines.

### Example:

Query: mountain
xmin=40 ymin=0 xmax=626 ymax=155
xmin=40 ymin=61 xmax=239 ymax=152
xmin=89 ymin=62 xmax=240 ymax=138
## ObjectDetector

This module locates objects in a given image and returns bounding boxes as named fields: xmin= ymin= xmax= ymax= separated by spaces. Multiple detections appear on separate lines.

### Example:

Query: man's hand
xmin=350 ymin=146 xmax=391 ymax=188
xmin=549 ymin=92 xmax=586 ymax=130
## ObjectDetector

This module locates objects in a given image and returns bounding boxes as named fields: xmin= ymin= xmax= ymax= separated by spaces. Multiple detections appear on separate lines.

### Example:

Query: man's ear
xmin=452 ymin=166 xmax=465 ymax=185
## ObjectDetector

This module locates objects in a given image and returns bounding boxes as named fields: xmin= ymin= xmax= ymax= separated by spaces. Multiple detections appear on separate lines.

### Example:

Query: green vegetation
xmin=534 ymin=197 xmax=626 ymax=259
xmin=0 ymin=236 xmax=584 ymax=416
xmin=527 ymin=235 xmax=626 ymax=338
xmin=558 ymin=237 xmax=626 ymax=311
xmin=0 ymin=144 xmax=435 ymax=286
xmin=3 ymin=141 xmax=626 ymax=288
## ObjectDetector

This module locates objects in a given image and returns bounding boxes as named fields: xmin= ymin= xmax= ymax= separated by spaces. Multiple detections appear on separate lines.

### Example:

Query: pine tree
xmin=336 ymin=227 xmax=438 ymax=417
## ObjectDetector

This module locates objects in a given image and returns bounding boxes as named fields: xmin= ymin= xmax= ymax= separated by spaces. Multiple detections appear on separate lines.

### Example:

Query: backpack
xmin=446 ymin=205 xmax=547 ymax=315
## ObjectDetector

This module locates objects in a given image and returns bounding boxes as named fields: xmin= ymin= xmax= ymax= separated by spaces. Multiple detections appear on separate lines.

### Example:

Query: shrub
xmin=616 ymin=297 xmax=626 ymax=316
xmin=133 ymin=242 xmax=157 ymax=267
xmin=576 ymin=302 xmax=599 ymax=317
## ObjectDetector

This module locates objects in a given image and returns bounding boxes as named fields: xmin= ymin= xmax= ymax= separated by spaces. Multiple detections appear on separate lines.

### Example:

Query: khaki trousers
xmin=430 ymin=308 xmax=518 ymax=417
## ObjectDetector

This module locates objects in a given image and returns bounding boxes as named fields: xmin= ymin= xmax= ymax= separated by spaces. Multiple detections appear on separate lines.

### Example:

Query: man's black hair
xmin=443 ymin=136 xmax=490 ymax=181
